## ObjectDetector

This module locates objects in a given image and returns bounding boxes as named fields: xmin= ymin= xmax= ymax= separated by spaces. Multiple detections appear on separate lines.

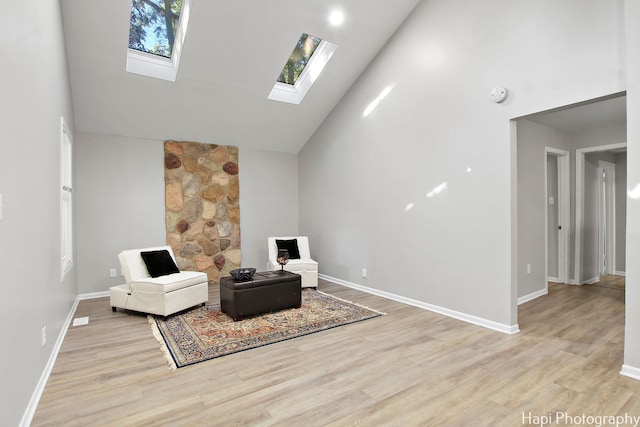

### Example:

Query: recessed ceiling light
xmin=329 ymin=10 xmax=344 ymax=26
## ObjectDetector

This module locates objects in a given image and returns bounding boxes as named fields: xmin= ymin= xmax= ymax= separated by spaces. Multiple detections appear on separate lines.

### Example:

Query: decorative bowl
xmin=230 ymin=268 xmax=256 ymax=282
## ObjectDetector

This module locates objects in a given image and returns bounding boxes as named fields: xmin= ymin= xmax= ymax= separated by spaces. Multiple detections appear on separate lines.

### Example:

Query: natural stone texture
xmin=184 ymin=219 xmax=205 ymax=240
xmin=168 ymin=240 xmax=182 ymax=259
xmin=214 ymin=254 xmax=226 ymax=270
xmin=205 ymin=267 xmax=219 ymax=282
xmin=215 ymin=201 xmax=227 ymax=220
xmin=167 ymin=232 xmax=181 ymax=249
xmin=165 ymin=211 xmax=181 ymax=232
xmin=183 ymin=157 xmax=198 ymax=173
xmin=204 ymin=222 xmax=219 ymax=241
xmin=176 ymin=219 xmax=189 ymax=234
xmin=220 ymin=263 xmax=237 ymax=278
xmin=175 ymin=256 xmax=194 ymax=271
xmin=165 ymin=182 xmax=183 ymax=211
xmin=180 ymin=242 xmax=202 ymax=257
xmin=165 ymin=141 xmax=241 ymax=278
xmin=194 ymin=255 xmax=214 ymax=271
xmin=227 ymin=176 xmax=240 ymax=202
xmin=165 ymin=153 xmax=181 ymax=169
xmin=182 ymin=197 xmax=203 ymax=224
xmin=208 ymin=145 xmax=229 ymax=163
xmin=165 ymin=141 xmax=183 ymax=155
xmin=225 ymin=249 xmax=242 ymax=265
xmin=201 ymin=184 xmax=225 ymax=203
xmin=164 ymin=168 xmax=182 ymax=183
xmin=202 ymin=200 xmax=216 ymax=219
xmin=196 ymin=165 xmax=213 ymax=185
xmin=223 ymin=161 xmax=239 ymax=175
xmin=198 ymin=237 xmax=218 ymax=256
xmin=211 ymin=170 xmax=230 ymax=186
xmin=227 ymin=204 xmax=240 ymax=223
xmin=229 ymin=224 xmax=241 ymax=250
xmin=181 ymin=142 xmax=209 ymax=157
xmin=182 ymin=173 xmax=201 ymax=198
xmin=217 ymin=221 xmax=232 ymax=238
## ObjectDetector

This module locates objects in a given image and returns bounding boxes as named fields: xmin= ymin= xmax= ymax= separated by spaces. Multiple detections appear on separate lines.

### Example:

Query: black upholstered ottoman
xmin=220 ymin=271 xmax=301 ymax=321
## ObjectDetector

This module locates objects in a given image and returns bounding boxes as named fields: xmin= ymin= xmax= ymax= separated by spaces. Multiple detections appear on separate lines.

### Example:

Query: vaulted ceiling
xmin=60 ymin=0 xmax=420 ymax=153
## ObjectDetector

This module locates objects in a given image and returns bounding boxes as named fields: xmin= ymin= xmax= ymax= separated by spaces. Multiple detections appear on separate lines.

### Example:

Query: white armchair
xmin=267 ymin=236 xmax=318 ymax=288
xmin=109 ymin=245 xmax=209 ymax=316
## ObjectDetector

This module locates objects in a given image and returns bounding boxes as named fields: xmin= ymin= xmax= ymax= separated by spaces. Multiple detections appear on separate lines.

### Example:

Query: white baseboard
xmin=319 ymin=274 xmax=519 ymax=335
xmin=615 ymin=271 xmax=626 ymax=277
xmin=19 ymin=295 xmax=80 ymax=427
xmin=79 ymin=290 xmax=109 ymax=300
xmin=518 ymin=288 xmax=548 ymax=305
xmin=582 ymin=276 xmax=600 ymax=285
xmin=620 ymin=364 xmax=640 ymax=380
xmin=546 ymin=276 xmax=559 ymax=283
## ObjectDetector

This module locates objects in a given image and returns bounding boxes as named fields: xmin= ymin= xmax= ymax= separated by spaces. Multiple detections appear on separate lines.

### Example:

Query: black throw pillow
xmin=140 ymin=250 xmax=180 ymax=278
xmin=276 ymin=239 xmax=300 ymax=259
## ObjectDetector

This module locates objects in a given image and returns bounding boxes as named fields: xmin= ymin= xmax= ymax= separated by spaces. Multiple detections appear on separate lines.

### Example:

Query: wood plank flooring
xmin=31 ymin=276 xmax=639 ymax=426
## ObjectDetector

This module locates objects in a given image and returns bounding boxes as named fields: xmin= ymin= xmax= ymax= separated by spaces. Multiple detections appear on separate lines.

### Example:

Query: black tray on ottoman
xmin=220 ymin=270 xmax=302 ymax=321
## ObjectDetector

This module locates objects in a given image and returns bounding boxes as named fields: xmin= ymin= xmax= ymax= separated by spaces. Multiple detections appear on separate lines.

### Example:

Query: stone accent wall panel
xmin=164 ymin=141 xmax=240 ymax=282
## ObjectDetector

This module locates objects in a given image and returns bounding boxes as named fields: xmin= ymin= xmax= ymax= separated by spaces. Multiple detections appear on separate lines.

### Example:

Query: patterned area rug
xmin=150 ymin=289 xmax=384 ymax=369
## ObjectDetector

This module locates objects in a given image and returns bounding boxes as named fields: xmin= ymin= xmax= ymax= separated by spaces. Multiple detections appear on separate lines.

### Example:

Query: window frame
xmin=125 ymin=0 xmax=192 ymax=82
xmin=268 ymin=38 xmax=338 ymax=104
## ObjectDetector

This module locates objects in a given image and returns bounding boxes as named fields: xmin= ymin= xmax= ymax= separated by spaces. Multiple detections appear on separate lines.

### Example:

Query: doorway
xmin=574 ymin=142 xmax=627 ymax=284
xmin=546 ymin=148 xmax=570 ymax=285
xmin=514 ymin=92 xmax=626 ymax=308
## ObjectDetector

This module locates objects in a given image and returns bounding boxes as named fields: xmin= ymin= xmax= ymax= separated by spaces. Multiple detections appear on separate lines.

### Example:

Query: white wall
xmin=615 ymin=152 xmax=627 ymax=273
xmin=624 ymin=0 xmax=640 ymax=372
xmin=238 ymin=148 xmax=298 ymax=269
xmin=75 ymin=134 xmax=299 ymax=294
xmin=517 ymin=120 xmax=570 ymax=298
xmin=75 ymin=134 xmax=166 ymax=294
xmin=299 ymin=0 xmax=625 ymax=330
xmin=0 ymin=1 xmax=77 ymax=425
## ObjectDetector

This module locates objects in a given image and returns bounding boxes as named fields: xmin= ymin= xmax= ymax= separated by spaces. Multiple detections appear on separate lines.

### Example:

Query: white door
xmin=598 ymin=160 xmax=616 ymax=276
xmin=546 ymin=148 xmax=570 ymax=284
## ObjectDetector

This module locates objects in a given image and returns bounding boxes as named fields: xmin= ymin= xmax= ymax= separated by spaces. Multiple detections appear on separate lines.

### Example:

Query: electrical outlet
xmin=362 ymin=268 xmax=367 ymax=278
xmin=109 ymin=268 xmax=117 ymax=278
xmin=41 ymin=326 xmax=46 ymax=346
xmin=526 ymin=264 xmax=531 ymax=274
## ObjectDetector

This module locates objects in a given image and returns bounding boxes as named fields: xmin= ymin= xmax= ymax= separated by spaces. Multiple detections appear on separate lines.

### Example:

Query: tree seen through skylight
xmin=277 ymin=33 xmax=322 ymax=85
xmin=129 ymin=0 xmax=182 ymax=58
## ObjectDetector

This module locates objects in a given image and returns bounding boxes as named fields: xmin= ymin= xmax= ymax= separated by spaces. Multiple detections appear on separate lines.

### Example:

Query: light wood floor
xmin=32 ymin=277 xmax=637 ymax=426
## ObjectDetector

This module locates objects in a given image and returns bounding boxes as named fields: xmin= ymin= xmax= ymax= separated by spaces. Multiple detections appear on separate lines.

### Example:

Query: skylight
xmin=126 ymin=0 xmax=192 ymax=82
xmin=277 ymin=34 xmax=322 ymax=85
xmin=268 ymin=33 xmax=337 ymax=105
